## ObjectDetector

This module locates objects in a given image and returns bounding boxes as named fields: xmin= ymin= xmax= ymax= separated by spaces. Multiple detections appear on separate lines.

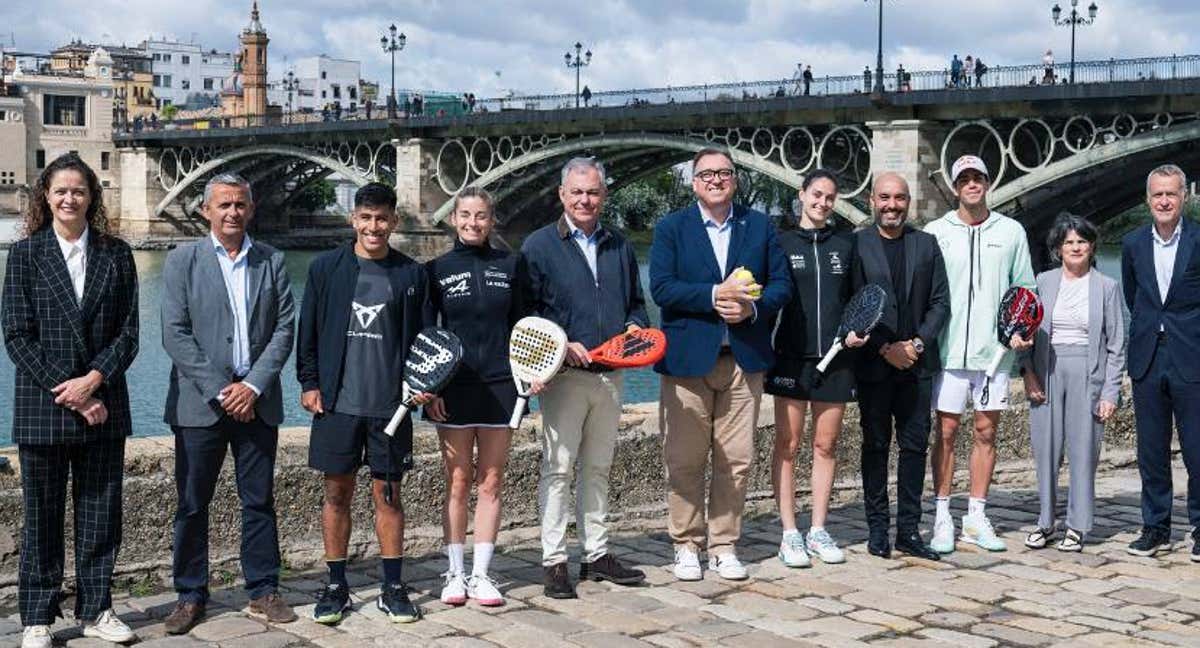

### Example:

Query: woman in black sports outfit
xmin=767 ymin=169 xmax=865 ymax=567
xmin=425 ymin=187 xmax=528 ymax=607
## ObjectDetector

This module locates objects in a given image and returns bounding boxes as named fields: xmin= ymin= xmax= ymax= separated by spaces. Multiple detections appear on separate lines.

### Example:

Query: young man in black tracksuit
xmin=296 ymin=183 xmax=434 ymax=625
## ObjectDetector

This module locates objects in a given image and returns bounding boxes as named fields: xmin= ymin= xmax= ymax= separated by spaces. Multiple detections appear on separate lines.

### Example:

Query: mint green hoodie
xmin=924 ymin=210 xmax=1036 ymax=373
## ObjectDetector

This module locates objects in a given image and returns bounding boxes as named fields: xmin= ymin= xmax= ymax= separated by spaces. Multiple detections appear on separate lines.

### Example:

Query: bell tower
xmin=240 ymin=1 xmax=269 ymax=115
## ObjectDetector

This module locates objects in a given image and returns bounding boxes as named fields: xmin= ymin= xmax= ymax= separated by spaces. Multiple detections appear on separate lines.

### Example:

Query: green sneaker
xmin=377 ymin=583 xmax=422 ymax=623
xmin=312 ymin=583 xmax=350 ymax=625
xmin=960 ymin=513 xmax=1007 ymax=551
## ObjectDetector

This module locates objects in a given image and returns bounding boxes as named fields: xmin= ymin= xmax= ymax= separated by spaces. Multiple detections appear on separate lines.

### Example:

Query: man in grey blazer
xmin=160 ymin=173 xmax=297 ymax=633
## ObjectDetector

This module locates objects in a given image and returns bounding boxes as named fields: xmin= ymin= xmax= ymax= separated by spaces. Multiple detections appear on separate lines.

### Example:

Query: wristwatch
xmin=911 ymin=337 xmax=925 ymax=354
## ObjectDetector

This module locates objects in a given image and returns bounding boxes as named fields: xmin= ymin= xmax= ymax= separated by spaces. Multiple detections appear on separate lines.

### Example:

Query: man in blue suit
xmin=1121 ymin=163 xmax=1200 ymax=560
xmin=650 ymin=147 xmax=791 ymax=581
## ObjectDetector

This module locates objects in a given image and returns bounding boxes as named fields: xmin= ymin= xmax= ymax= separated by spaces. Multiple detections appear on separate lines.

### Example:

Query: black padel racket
xmin=384 ymin=327 xmax=464 ymax=437
xmin=815 ymin=284 xmax=887 ymax=373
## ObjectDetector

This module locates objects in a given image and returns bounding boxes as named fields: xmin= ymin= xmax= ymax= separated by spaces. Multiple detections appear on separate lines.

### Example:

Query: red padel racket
xmin=982 ymin=286 xmax=1043 ymax=405
xmin=588 ymin=328 xmax=667 ymax=368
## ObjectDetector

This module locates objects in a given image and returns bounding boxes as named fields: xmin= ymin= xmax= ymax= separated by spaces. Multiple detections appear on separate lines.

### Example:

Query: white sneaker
xmin=805 ymin=528 xmax=846 ymax=564
xmin=467 ymin=573 xmax=504 ymax=606
xmin=709 ymin=553 xmax=749 ymax=580
xmin=82 ymin=609 xmax=135 ymax=643
xmin=960 ymin=513 xmax=1007 ymax=552
xmin=21 ymin=625 xmax=52 ymax=648
xmin=440 ymin=571 xmax=467 ymax=605
xmin=778 ymin=530 xmax=811 ymax=568
xmin=931 ymin=516 xmax=956 ymax=554
xmin=672 ymin=547 xmax=702 ymax=581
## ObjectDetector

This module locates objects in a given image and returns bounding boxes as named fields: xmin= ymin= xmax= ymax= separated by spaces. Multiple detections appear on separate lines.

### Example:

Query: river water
xmin=0 ymin=244 xmax=1120 ymax=444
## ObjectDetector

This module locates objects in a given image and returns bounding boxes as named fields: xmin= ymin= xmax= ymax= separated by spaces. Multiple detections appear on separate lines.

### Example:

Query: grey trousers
xmin=1029 ymin=345 xmax=1104 ymax=533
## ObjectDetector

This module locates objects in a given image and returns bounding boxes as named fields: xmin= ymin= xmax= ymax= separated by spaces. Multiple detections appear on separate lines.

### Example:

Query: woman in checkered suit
xmin=2 ymin=153 xmax=139 ymax=648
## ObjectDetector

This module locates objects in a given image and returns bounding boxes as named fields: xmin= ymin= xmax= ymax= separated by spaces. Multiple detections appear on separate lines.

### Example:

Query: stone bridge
xmin=115 ymin=77 xmax=1200 ymax=256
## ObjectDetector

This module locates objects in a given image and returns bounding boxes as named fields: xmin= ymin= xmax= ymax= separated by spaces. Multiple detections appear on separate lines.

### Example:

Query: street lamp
xmin=1052 ymin=0 xmax=1099 ymax=84
xmin=565 ymin=42 xmax=591 ymax=108
xmin=865 ymin=0 xmax=894 ymax=95
xmin=380 ymin=24 xmax=406 ymax=114
xmin=283 ymin=70 xmax=300 ymax=123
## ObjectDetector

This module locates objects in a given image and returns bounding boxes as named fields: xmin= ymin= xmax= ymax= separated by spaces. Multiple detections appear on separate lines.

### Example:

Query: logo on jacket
xmin=789 ymin=253 xmax=806 ymax=270
xmin=446 ymin=278 xmax=470 ymax=296
xmin=351 ymin=301 xmax=385 ymax=329
xmin=828 ymin=251 xmax=844 ymax=274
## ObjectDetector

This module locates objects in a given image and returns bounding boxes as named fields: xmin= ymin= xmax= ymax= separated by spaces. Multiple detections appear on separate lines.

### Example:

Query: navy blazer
xmin=2 ymin=227 xmax=139 ymax=444
xmin=1121 ymin=222 xmax=1200 ymax=382
xmin=650 ymin=203 xmax=791 ymax=377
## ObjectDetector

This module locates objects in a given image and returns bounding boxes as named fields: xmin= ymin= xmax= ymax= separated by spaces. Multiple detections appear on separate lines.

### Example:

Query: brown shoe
xmin=248 ymin=592 xmax=297 ymax=623
xmin=163 ymin=601 xmax=205 ymax=635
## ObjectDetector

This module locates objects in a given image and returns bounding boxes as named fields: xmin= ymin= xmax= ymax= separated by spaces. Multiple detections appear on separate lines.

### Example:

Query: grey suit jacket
xmin=1022 ymin=267 xmax=1126 ymax=412
xmin=161 ymin=236 xmax=295 ymax=427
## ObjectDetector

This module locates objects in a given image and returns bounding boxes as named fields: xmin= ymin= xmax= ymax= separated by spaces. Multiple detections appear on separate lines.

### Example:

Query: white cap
xmin=951 ymin=155 xmax=989 ymax=183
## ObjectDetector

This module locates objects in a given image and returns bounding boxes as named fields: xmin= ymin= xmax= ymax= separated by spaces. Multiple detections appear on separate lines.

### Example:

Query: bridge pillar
xmin=392 ymin=137 xmax=453 ymax=259
xmin=868 ymin=120 xmax=951 ymax=224
xmin=116 ymin=147 xmax=165 ymax=244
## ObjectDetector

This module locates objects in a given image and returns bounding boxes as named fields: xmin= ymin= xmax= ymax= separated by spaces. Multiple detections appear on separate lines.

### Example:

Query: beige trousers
xmin=661 ymin=354 xmax=763 ymax=555
xmin=537 ymin=368 xmax=624 ymax=565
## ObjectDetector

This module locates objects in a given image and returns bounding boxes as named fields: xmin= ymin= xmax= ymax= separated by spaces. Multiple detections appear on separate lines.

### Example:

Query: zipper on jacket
xmin=964 ymin=226 xmax=975 ymax=366
xmin=813 ymin=237 xmax=824 ymax=355
xmin=473 ymin=252 xmax=486 ymax=374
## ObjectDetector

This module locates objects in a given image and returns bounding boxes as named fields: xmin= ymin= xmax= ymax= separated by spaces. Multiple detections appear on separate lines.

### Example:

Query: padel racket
xmin=588 ymin=328 xmax=667 ymax=368
xmin=384 ymin=327 xmax=464 ymax=437
xmin=982 ymin=286 xmax=1043 ymax=405
xmin=508 ymin=316 xmax=569 ymax=429
xmin=815 ymin=284 xmax=887 ymax=374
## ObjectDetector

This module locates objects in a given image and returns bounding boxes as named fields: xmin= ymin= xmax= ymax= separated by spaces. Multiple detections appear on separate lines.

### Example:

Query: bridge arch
xmin=153 ymin=144 xmax=374 ymax=217
xmin=430 ymin=133 xmax=871 ymax=227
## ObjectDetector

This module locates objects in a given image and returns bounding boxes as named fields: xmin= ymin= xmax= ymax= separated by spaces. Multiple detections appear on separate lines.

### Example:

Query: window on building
xmin=181 ymin=79 xmax=190 ymax=90
xmin=204 ymin=77 xmax=214 ymax=90
xmin=163 ymin=75 xmax=172 ymax=88
xmin=0 ymin=110 xmax=6 ymax=121
xmin=321 ymin=90 xmax=326 ymax=98
xmin=163 ymin=54 xmax=172 ymax=63
xmin=36 ymin=150 xmax=45 ymax=168
xmin=153 ymin=75 xmax=161 ymax=87
xmin=152 ymin=53 xmax=160 ymax=61
xmin=101 ymin=151 xmax=111 ymax=171
xmin=332 ymin=84 xmax=341 ymax=99
xmin=321 ymin=71 xmax=327 ymax=79
xmin=43 ymin=94 xmax=86 ymax=126
xmin=181 ymin=55 xmax=190 ymax=65
xmin=349 ymin=87 xmax=357 ymax=100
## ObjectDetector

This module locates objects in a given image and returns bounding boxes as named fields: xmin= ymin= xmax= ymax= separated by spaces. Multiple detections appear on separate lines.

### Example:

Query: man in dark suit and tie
xmin=852 ymin=172 xmax=949 ymax=560
xmin=650 ymin=147 xmax=791 ymax=581
xmin=1121 ymin=163 xmax=1200 ymax=560
xmin=160 ymin=173 xmax=297 ymax=632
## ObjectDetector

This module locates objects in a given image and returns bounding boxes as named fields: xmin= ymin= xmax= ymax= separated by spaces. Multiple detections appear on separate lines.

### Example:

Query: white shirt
xmin=1050 ymin=273 xmax=1089 ymax=346
xmin=564 ymin=216 xmax=600 ymax=283
xmin=211 ymin=233 xmax=260 ymax=395
xmin=55 ymin=226 xmax=88 ymax=303
xmin=1152 ymin=220 xmax=1182 ymax=303
xmin=699 ymin=203 xmax=755 ymax=342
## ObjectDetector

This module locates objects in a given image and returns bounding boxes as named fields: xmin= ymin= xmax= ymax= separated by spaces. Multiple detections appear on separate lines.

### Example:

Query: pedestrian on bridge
xmin=951 ymin=54 xmax=963 ymax=88
xmin=650 ymin=147 xmax=791 ymax=582
xmin=4 ymin=153 xmax=140 ymax=648
xmin=520 ymin=157 xmax=649 ymax=599
xmin=803 ymin=65 xmax=814 ymax=96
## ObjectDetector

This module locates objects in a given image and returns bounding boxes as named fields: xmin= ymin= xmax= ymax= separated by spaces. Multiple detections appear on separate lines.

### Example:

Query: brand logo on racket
xmin=408 ymin=334 xmax=454 ymax=373
xmin=351 ymin=301 xmax=385 ymax=329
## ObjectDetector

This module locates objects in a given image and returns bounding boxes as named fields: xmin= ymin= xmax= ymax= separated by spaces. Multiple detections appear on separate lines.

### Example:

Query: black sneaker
xmin=376 ymin=583 xmax=421 ymax=623
xmin=579 ymin=553 xmax=645 ymax=585
xmin=312 ymin=583 xmax=351 ymax=625
xmin=543 ymin=563 xmax=577 ymax=599
xmin=1191 ymin=528 xmax=1200 ymax=563
xmin=1126 ymin=527 xmax=1172 ymax=557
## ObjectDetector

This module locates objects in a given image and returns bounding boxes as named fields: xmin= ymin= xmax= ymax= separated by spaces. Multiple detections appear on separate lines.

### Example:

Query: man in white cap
xmin=924 ymin=155 xmax=1036 ymax=554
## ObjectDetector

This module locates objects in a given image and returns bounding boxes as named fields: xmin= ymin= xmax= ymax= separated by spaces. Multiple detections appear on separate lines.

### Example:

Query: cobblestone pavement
xmin=6 ymin=465 xmax=1200 ymax=647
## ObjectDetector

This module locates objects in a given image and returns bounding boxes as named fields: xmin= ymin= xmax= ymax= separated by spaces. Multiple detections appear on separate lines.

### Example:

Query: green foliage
xmin=1098 ymin=201 xmax=1200 ymax=243
xmin=160 ymin=104 xmax=179 ymax=121
xmin=606 ymin=168 xmax=692 ymax=231
xmin=736 ymin=170 xmax=797 ymax=225
xmin=292 ymin=179 xmax=338 ymax=212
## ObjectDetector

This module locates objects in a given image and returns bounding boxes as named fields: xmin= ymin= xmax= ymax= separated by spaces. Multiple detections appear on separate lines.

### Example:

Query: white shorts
xmin=933 ymin=369 xmax=1010 ymax=413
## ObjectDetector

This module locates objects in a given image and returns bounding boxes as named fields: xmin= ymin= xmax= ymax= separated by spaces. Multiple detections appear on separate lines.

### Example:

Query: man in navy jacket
xmin=650 ymin=147 xmax=791 ymax=581
xmin=1121 ymin=163 xmax=1200 ymax=560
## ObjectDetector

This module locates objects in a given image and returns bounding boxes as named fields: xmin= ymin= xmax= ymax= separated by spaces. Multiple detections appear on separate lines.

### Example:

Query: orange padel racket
xmin=588 ymin=328 xmax=667 ymax=369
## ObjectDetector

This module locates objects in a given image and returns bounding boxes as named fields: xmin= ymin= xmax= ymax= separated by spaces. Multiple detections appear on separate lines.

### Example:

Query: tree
xmin=606 ymin=168 xmax=692 ymax=231
xmin=292 ymin=179 xmax=338 ymax=212
xmin=160 ymin=104 xmax=179 ymax=121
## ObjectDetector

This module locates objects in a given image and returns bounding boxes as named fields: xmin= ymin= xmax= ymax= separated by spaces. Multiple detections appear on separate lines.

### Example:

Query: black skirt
xmin=764 ymin=353 xmax=857 ymax=403
xmin=433 ymin=378 xmax=519 ymax=427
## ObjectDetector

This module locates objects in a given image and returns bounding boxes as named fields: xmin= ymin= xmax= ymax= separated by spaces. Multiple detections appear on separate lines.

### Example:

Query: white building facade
xmin=143 ymin=39 xmax=236 ymax=110
xmin=291 ymin=55 xmax=361 ymax=112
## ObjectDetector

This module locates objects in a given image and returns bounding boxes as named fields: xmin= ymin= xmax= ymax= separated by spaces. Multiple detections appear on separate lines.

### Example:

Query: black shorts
xmin=308 ymin=411 xmax=413 ymax=479
xmin=765 ymin=354 xmax=857 ymax=403
xmin=434 ymin=378 xmax=518 ymax=428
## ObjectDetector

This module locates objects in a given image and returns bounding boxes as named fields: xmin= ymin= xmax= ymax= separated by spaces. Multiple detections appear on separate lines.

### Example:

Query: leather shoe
xmin=579 ymin=553 xmax=645 ymax=585
xmin=164 ymin=601 xmax=205 ymax=635
xmin=249 ymin=592 xmax=298 ymax=623
xmin=543 ymin=563 xmax=577 ymax=599
xmin=895 ymin=531 xmax=941 ymax=561
xmin=867 ymin=528 xmax=891 ymax=558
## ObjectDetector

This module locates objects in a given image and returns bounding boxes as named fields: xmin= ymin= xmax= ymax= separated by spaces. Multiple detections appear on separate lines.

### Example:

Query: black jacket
xmin=851 ymin=225 xmax=950 ymax=381
xmin=773 ymin=226 xmax=855 ymax=359
xmin=296 ymin=244 xmax=432 ymax=412
xmin=427 ymin=239 xmax=529 ymax=383
xmin=520 ymin=216 xmax=649 ymax=349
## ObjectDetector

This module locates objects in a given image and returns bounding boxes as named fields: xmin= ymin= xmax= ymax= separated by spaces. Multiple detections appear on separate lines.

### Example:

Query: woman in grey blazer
xmin=1021 ymin=213 xmax=1125 ymax=551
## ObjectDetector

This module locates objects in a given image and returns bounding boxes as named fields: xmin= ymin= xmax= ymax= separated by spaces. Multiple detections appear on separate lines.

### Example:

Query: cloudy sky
xmin=4 ymin=0 xmax=1198 ymax=97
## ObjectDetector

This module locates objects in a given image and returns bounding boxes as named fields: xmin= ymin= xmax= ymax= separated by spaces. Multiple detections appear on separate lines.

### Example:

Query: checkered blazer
xmin=2 ymin=226 xmax=139 ymax=445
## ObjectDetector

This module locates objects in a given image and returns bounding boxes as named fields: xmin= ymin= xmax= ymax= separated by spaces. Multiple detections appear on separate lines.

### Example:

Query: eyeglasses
xmin=695 ymin=168 xmax=735 ymax=182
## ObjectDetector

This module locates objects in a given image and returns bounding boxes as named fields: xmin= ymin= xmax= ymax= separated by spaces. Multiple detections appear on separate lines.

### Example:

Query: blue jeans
xmin=172 ymin=416 xmax=280 ymax=603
